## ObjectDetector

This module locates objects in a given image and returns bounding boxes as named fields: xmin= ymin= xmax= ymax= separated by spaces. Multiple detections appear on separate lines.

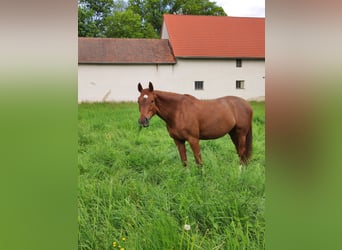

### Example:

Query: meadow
xmin=78 ymin=101 xmax=265 ymax=249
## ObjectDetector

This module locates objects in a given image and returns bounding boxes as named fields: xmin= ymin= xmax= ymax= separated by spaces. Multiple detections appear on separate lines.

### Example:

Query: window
xmin=194 ymin=81 xmax=204 ymax=90
xmin=236 ymin=80 xmax=245 ymax=89
xmin=236 ymin=59 xmax=242 ymax=67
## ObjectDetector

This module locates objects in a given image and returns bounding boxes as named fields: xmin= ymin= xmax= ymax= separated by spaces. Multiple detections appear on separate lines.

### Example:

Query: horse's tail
xmin=244 ymin=123 xmax=253 ymax=163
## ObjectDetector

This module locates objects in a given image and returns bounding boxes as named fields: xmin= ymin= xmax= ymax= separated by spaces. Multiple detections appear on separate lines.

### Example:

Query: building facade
xmin=78 ymin=15 xmax=265 ymax=102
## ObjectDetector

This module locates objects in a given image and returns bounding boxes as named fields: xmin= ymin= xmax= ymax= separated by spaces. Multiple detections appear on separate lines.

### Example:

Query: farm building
xmin=78 ymin=14 xmax=265 ymax=102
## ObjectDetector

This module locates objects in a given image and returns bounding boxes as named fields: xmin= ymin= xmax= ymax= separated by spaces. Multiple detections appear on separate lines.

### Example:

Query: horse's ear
xmin=149 ymin=82 xmax=154 ymax=92
xmin=138 ymin=83 xmax=143 ymax=93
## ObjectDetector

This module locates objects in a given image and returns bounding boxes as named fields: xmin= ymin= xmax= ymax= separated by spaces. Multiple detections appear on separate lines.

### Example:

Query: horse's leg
xmin=238 ymin=134 xmax=248 ymax=165
xmin=229 ymin=128 xmax=239 ymax=153
xmin=229 ymin=128 xmax=247 ymax=165
xmin=174 ymin=139 xmax=187 ymax=167
xmin=188 ymin=137 xmax=202 ymax=167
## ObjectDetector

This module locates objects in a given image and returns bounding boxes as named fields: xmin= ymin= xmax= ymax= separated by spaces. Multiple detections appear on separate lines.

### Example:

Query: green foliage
xmin=79 ymin=0 xmax=116 ymax=20
xmin=78 ymin=0 xmax=227 ymax=38
xmin=78 ymin=102 xmax=265 ymax=249
xmin=78 ymin=0 xmax=117 ymax=37
xmin=170 ymin=0 xmax=227 ymax=15
xmin=129 ymin=0 xmax=227 ymax=35
xmin=128 ymin=0 xmax=173 ymax=36
xmin=78 ymin=7 xmax=101 ymax=37
xmin=104 ymin=10 xmax=158 ymax=38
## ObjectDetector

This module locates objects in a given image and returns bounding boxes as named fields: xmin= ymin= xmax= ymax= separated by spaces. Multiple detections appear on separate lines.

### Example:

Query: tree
xmin=104 ymin=10 xmax=158 ymax=38
xmin=78 ymin=7 xmax=100 ymax=37
xmin=171 ymin=0 xmax=227 ymax=15
xmin=128 ymin=0 xmax=226 ymax=35
xmin=78 ymin=0 xmax=117 ymax=37
xmin=78 ymin=0 xmax=227 ymax=38
xmin=128 ymin=0 xmax=173 ymax=36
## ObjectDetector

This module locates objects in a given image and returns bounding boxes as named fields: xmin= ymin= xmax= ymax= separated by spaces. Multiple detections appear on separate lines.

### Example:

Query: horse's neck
xmin=155 ymin=91 xmax=182 ymax=123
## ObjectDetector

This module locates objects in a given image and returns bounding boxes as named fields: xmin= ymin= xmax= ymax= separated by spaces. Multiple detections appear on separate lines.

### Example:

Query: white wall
xmin=161 ymin=21 xmax=169 ymax=39
xmin=78 ymin=59 xmax=265 ymax=102
xmin=78 ymin=64 xmax=175 ymax=102
xmin=156 ymin=58 xmax=265 ymax=100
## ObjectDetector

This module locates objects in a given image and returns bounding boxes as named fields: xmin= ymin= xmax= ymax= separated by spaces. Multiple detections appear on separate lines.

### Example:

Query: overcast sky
xmin=215 ymin=0 xmax=265 ymax=17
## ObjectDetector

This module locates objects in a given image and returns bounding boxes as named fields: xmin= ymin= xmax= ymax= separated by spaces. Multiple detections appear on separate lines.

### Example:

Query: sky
xmin=215 ymin=0 xmax=265 ymax=17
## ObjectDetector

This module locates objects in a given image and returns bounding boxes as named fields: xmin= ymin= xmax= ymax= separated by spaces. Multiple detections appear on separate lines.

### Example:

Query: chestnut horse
xmin=137 ymin=82 xmax=253 ymax=167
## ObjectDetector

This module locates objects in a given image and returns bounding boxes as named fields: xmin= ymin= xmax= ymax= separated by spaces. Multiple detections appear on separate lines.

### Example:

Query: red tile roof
xmin=78 ymin=37 xmax=176 ymax=64
xmin=162 ymin=14 xmax=265 ymax=58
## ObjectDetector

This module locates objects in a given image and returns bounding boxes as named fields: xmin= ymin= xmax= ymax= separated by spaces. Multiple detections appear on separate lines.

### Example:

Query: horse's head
xmin=137 ymin=82 xmax=158 ymax=127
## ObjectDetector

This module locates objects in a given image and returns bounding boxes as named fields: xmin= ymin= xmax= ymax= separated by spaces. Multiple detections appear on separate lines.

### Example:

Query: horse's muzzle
xmin=138 ymin=117 xmax=150 ymax=127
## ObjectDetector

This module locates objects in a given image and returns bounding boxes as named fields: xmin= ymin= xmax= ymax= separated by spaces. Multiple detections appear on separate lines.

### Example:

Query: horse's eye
xmin=151 ymin=100 xmax=154 ymax=104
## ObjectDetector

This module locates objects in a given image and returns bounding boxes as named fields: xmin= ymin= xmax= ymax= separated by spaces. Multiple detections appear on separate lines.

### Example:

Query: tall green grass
xmin=78 ymin=102 xmax=265 ymax=249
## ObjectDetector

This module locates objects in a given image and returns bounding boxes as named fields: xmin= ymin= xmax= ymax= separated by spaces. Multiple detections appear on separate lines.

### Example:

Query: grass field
xmin=78 ymin=101 xmax=265 ymax=249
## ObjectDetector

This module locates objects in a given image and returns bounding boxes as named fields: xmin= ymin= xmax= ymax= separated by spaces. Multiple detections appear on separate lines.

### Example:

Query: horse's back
xmin=220 ymin=96 xmax=253 ymax=127
xmin=182 ymin=95 xmax=252 ymax=121
xmin=200 ymin=96 xmax=252 ymax=117
xmin=221 ymin=96 xmax=252 ymax=111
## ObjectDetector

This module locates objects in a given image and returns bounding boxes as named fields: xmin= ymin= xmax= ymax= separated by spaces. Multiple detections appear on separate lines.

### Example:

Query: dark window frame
xmin=194 ymin=81 xmax=204 ymax=90
xmin=236 ymin=80 xmax=245 ymax=89
xmin=236 ymin=59 xmax=242 ymax=67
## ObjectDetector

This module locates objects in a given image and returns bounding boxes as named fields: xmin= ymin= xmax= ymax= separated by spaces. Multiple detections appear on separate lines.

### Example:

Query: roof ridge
xmin=78 ymin=37 xmax=164 ymax=41
xmin=163 ymin=13 xmax=264 ymax=20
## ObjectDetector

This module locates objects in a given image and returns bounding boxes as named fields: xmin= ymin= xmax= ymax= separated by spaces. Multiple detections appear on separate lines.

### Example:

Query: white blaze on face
xmin=143 ymin=94 xmax=148 ymax=99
